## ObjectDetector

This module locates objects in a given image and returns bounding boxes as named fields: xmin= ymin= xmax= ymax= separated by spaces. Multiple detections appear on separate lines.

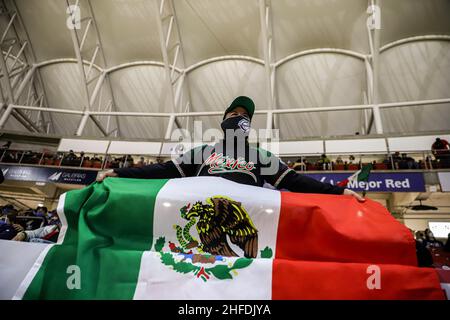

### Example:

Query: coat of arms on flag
xmin=154 ymin=196 xmax=273 ymax=282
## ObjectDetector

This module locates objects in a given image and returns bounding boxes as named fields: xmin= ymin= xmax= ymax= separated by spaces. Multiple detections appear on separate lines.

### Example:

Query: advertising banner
xmin=304 ymin=172 xmax=426 ymax=192
xmin=0 ymin=164 xmax=97 ymax=185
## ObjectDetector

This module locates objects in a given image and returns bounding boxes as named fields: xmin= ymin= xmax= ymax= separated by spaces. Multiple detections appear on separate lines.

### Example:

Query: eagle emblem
xmin=181 ymin=196 xmax=258 ymax=258
xmin=154 ymin=196 xmax=273 ymax=282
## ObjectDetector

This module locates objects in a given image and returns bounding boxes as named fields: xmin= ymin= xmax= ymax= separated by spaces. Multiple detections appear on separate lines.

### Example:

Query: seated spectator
xmin=417 ymin=160 xmax=424 ymax=169
xmin=1 ymin=140 xmax=11 ymax=150
xmin=137 ymin=157 xmax=147 ymax=167
xmin=2 ymin=150 xmax=18 ymax=163
xmin=109 ymin=157 xmax=120 ymax=168
xmin=34 ymin=206 xmax=48 ymax=219
xmin=399 ymin=153 xmax=419 ymax=169
xmin=318 ymin=154 xmax=331 ymax=170
xmin=335 ymin=156 xmax=344 ymax=165
xmin=2 ymin=204 xmax=14 ymax=215
xmin=424 ymin=229 xmax=444 ymax=248
xmin=415 ymin=230 xmax=425 ymax=241
xmin=12 ymin=224 xmax=59 ymax=243
xmin=118 ymin=155 xmax=127 ymax=168
xmin=47 ymin=210 xmax=61 ymax=226
xmin=431 ymin=137 xmax=450 ymax=160
xmin=415 ymin=239 xmax=433 ymax=267
xmin=0 ymin=210 xmax=24 ymax=240
xmin=391 ymin=152 xmax=402 ymax=169
xmin=21 ymin=150 xmax=35 ymax=163
xmin=66 ymin=150 xmax=77 ymax=161
xmin=444 ymin=233 xmax=450 ymax=253
xmin=126 ymin=155 xmax=134 ymax=167
xmin=382 ymin=158 xmax=392 ymax=169
xmin=293 ymin=158 xmax=307 ymax=171
xmin=62 ymin=150 xmax=79 ymax=166
xmin=432 ymin=138 xmax=450 ymax=168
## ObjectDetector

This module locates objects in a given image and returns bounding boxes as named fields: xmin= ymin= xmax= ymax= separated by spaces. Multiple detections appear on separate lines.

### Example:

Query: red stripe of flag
xmin=272 ymin=260 xmax=444 ymax=300
xmin=275 ymin=192 xmax=417 ymax=265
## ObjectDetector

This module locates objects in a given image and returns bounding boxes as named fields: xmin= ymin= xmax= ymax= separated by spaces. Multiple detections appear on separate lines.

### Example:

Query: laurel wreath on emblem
xmin=154 ymin=196 xmax=273 ymax=282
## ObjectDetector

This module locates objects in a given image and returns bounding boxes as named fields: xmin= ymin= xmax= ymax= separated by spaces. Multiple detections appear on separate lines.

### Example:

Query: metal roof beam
xmin=66 ymin=0 xmax=113 ymax=137
xmin=366 ymin=0 xmax=383 ymax=134
xmin=86 ymin=0 xmax=122 ymax=137
xmin=259 ymin=0 xmax=274 ymax=114
xmin=0 ymin=11 xmax=16 ymax=44
xmin=7 ymin=97 xmax=450 ymax=119
xmin=0 ymin=39 xmax=40 ymax=132
xmin=2 ymin=0 xmax=53 ymax=133
xmin=155 ymin=0 xmax=190 ymax=140
xmin=154 ymin=0 xmax=178 ymax=114
xmin=275 ymin=49 xmax=366 ymax=68
xmin=380 ymin=35 xmax=450 ymax=53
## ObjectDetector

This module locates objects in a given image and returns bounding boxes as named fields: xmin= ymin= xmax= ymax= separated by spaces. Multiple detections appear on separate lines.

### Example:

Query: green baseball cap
xmin=223 ymin=96 xmax=255 ymax=120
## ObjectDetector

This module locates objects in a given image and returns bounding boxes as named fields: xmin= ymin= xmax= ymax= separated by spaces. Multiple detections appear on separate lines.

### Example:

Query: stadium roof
xmin=0 ymin=0 xmax=449 ymax=140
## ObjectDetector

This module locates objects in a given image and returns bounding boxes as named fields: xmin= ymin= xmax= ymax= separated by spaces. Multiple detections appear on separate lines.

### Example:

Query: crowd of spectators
xmin=286 ymin=152 xmax=428 ymax=171
xmin=0 ymin=204 xmax=61 ymax=243
xmin=1 ymin=137 xmax=450 ymax=171
xmin=414 ymin=228 xmax=450 ymax=268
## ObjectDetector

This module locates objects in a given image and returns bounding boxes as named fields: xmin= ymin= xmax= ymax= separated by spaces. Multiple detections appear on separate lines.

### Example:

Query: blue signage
xmin=0 ymin=164 xmax=97 ymax=185
xmin=303 ymin=172 xmax=426 ymax=192
xmin=0 ymin=164 xmax=426 ymax=191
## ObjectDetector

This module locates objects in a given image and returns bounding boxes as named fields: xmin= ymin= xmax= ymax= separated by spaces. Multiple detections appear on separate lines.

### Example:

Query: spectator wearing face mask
xmin=96 ymin=96 xmax=364 ymax=202
xmin=33 ymin=206 xmax=49 ymax=227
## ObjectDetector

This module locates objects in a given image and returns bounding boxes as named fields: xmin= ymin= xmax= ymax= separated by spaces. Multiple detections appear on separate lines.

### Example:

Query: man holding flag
xmin=3 ymin=99 xmax=445 ymax=300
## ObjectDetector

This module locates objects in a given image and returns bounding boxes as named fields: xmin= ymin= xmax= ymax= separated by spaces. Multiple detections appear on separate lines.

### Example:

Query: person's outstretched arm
xmin=97 ymin=161 xmax=181 ymax=181
xmin=97 ymin=145 xmax=206 ymax=181
xmin=260 ymin=149 xmax=365 ymax=201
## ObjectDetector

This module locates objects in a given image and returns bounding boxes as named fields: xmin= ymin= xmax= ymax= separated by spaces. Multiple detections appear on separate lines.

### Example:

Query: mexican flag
xmin=337 ymin=164 xmax=372 ymax=188
xmin=0 ymin=177 xmax=444 ymax=300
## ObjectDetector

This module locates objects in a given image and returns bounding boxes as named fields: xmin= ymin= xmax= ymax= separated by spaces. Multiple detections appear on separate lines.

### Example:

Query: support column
xmin=0 ymin=104 xmax=13 ymax=128
xmin=367 ymin=0 xmax=383 ymax=134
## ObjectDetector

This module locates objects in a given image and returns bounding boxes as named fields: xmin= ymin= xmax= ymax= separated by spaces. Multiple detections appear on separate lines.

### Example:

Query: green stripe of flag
xmin=23 ymin=178 xmax=168 ymax=300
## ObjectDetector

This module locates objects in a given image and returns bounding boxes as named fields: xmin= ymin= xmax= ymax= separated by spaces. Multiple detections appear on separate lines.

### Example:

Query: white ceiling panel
xmin=0 ymin=0 xmax=449 ymax=141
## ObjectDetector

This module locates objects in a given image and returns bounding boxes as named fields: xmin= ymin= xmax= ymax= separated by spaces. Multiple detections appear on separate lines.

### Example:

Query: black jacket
xmin=113 ymin=141 xmax=344 ymax=195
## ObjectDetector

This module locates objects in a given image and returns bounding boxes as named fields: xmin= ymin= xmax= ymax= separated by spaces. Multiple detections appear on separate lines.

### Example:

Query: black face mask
xmin=221 ymin=115 xmax=251 ymax=138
